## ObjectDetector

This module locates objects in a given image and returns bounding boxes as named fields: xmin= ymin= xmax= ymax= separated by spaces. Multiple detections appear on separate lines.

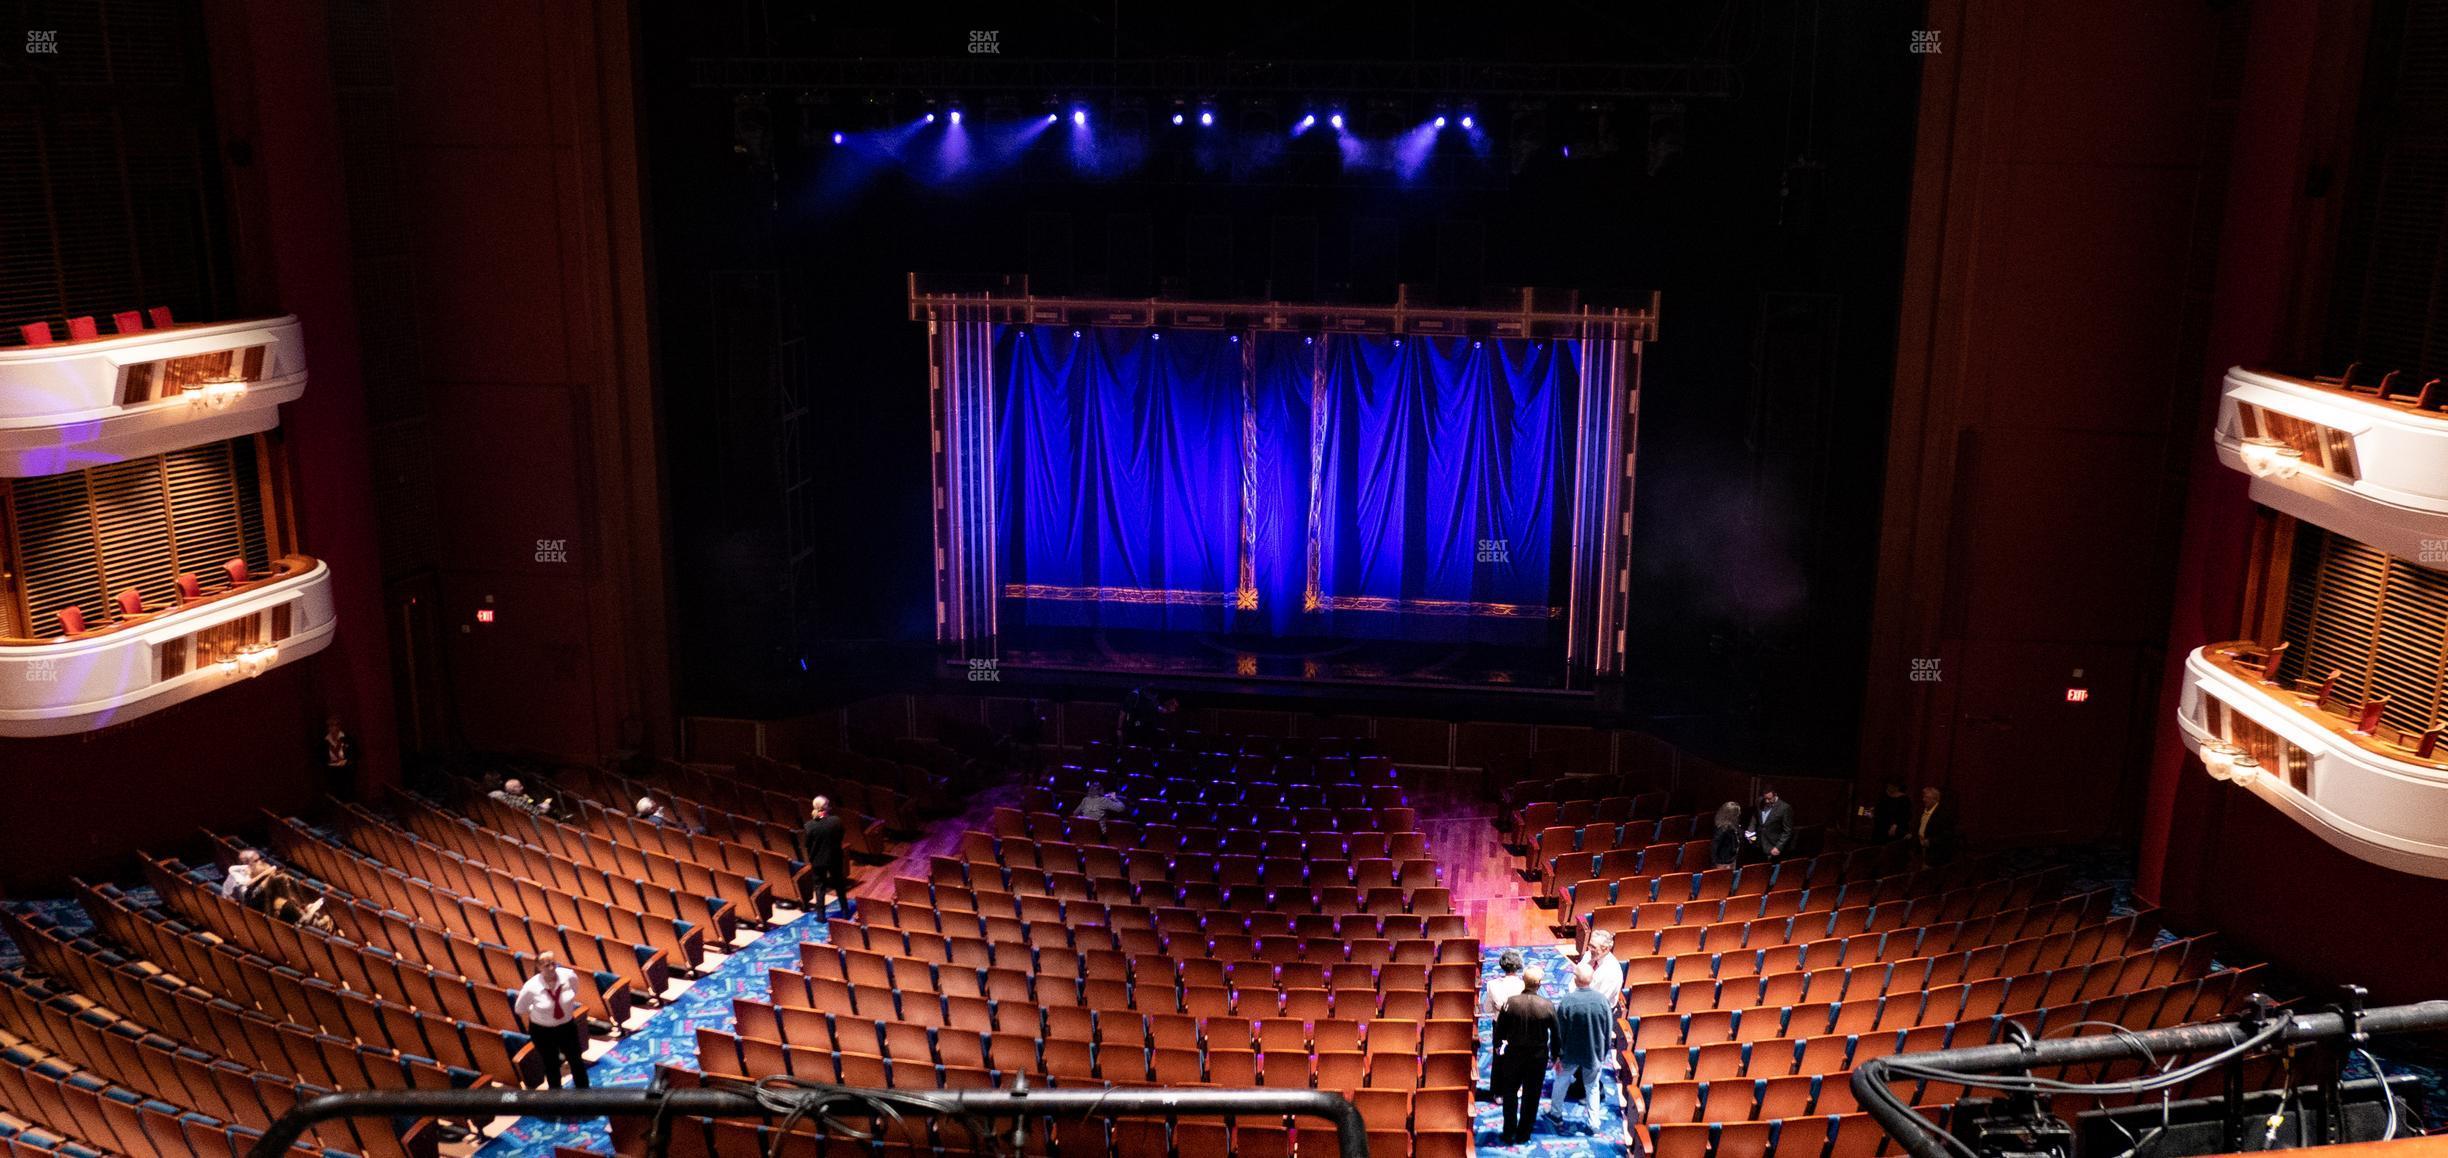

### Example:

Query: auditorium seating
xmin=0 ymin=699 xmax=2294 ymax=1158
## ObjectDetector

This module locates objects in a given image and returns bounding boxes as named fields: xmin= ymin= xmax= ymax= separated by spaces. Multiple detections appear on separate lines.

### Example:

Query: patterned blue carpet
xmin=1472 ymin=945 xmax=1632 ymax=1156
xmin=473 ymin=913 xmax=835 ymax=1158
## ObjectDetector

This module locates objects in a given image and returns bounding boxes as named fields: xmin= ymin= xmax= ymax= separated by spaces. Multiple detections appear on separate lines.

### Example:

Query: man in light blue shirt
xmin=1547 ymin=963 xmax=1617 ymax=1132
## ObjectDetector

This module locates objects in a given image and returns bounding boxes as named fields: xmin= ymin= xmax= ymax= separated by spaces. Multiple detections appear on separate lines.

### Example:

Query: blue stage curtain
xmin=1309 ymin=335 xmax=1572 ymax=638
xmin=996 ymin=326 xmax=1243 ymax=629
xmin=996 ymin=325 xmax=1572 ymax=641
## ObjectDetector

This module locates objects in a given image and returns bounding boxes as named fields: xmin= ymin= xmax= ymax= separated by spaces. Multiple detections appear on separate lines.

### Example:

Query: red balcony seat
xmin=111 ymin=310 xmax=145 ymax=334
xmin=66 ymin=316 xmax=98 ymax=341
xmin=17 ymin=322 xmax=54 ymax=346
xmin=115 ymin=587 xmax=146 ymax=619
xmin=174 ymin=573 xmax=203 ymax=603
xmin=55 ymin=605 xmax=87 ymax=636
xmin=223 ymin=558 xmax=250 ymax=586
xmin=147 ymin=305 xmax=173 ymax=329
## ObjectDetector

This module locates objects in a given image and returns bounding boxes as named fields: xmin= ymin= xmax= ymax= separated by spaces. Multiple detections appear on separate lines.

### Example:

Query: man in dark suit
xmin=1915 ymin=786 xmax=1958 ymax=865
xmin=1492 ymin=965 xmax=1560 ymax=1144
xmin=797 ymin=795 xmax=850 ymax=918
xmin=1748 ymin=787 xmax=1794 ymax=860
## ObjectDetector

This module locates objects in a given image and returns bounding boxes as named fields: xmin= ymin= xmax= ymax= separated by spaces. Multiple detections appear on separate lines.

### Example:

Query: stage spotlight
xmin=1298 ymin=114 xmax=1316 ymax=130
xmin=831 ymin=131 xmax=844 ymax=145
xmin=1072 ymin=108 xmax=1088 ymax=126
xmin=924 ymin=112 xmax=937 ymax=124
xmin=1199 ymin=110 xmax=1214 ymax=126
xmin=1434 ymin=115 xmax=1447 ymax=129
xmin=1151 ymin=332 xmax=1162 ymax=341
xmin=1461 ymin=115 xmax=1475 ymax=129
xmin=1329 ymin=113 xmax=1344 ymax=130
xmin=949 ymin=110 xmax=962 ymax=125
xmin=1046 ymin=113 xmax=1059 ymax=123
xmin=1172 ymin=112 xmax=1185 ymax=125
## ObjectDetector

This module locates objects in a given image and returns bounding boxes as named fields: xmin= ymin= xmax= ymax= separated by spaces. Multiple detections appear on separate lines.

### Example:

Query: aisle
xmin=474 ymin=912 xmax=833 ymax=1158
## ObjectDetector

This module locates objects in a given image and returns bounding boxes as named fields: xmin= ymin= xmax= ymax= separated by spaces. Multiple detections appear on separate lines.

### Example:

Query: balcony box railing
xmin=2215 ymin=366 xmax=2448 ymax=563
xmin=0 ymin=555 xmax=334 ymax=737
xmin=0 ymin=315 xmax=306 ymax=476
xmin=2178 ymin=642 xmax=2448 ymax=879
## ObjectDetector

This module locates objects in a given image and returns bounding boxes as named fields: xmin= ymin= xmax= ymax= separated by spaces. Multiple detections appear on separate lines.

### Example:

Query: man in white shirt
xmin=1483 ymin=948 xmax=1528 ymax=1017
xmin=513 ymin=952 xmax=590 ymax=1089
xmin=220 ymin=849 xmax=269 ymax=902
xmin=1586 ymin=929 xmax=1624 ymax=1007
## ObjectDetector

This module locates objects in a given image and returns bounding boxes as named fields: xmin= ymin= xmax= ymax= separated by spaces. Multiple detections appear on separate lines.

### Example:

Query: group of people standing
xmin=1486 ymin=945 xmax=1625 ymax=1143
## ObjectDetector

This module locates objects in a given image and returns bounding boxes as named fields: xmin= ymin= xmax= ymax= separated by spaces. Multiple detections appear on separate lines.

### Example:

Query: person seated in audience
xmin=1492 ymin=964 xmax=1559 ymax=1145
xmin=515 ymin=952 xmax=590 ymax=1090
xmin=220 ymin=848 xmax=271 ymax=903
xmin=490 ymin=777 xmax=552 ymax=815
xmin=1745 ymin=786 xmax=1793 ymax=860
xmin=634 ymin=794 xmax=683 ymax=828
xmin=1915 ymin=785 xmax=1958 ymax=865
xmin=1547 ymin=964 xmax=1616 ymax=1134
xmin=255 ymin=870 xmax=331 ymax=932
xmin=1483 ymin=948 xmax=1527 ymax=1017
xmin=1074 ymin=780 xmax=1127 ymax=822
xmin=1871 ymin=779 xmax=1912 ymax=843
xmin=1709 ymin=801 xmax=1745 ymax=867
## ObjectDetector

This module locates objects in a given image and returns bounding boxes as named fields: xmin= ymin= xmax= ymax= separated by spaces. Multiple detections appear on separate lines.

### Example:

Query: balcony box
xmin=2177 ymin=644 xmax=2448 ymax=879
xmin=0 ymin=315 xmax=306 ymax=476
xmin=0 ymin=556 xmax=335 ymax=737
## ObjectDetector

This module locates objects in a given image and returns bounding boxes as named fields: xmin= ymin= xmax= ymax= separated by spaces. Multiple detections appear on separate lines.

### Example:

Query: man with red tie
xmin=514 ymin=952 xmax=590 ymax=1089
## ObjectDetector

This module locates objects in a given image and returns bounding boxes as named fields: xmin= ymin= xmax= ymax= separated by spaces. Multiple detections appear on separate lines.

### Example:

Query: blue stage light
xmin=1072 ymin=330 xmax=1081 ymax=338
xmin=1172 ymin=113 xmax=1185 ymax=125
xmin=1199 ymin=111 xmax=1214 ymax=126
xmin=1299 ymin=114 xmax=1316 ymax=129
xmin=1329 ymin=113 xmax=1344 ymax=130
xmin=1461 ymin=115 xmax=1474 ymax=129
xmin=1047 ymin=113 xmax=1060 ymax=123
xmin=1152 ymin=332 xmax=1161 ymax=341
xmin=1305 ymin=336 xmax=1314 ymax=345
xmin=1072 ymin=109 xmax=1088 ymax=127
xmin=1434 ymin=116 xmax=1447 ymax=129
xmin=924 ymin=112 xmax=936 ymax=124
xmin=949 ymin=110 xmax=962 ymax=125
xmin=830 ymin=131 xmax=844 ymax=145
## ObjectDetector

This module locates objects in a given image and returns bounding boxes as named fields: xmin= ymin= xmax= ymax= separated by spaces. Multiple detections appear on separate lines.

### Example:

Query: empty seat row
xmin=14 ymin=307 xmax=173 ymax=347
xmin=0 ymin=911 xmax=476 ymax=1095
xmin=63 ymin=883 xmax=535 ymax=1086
xmin=823 ymin=919 xmax=1479 ymax=976
xmin=987 ymin=809 xmax=1423 ymax=856
xmin=367 ymin=796 xmax=739 ymax=942
xmin=0 ymin=972 xmax=434 ymax=1158
xmin=773 ymin=961 xmax=1476 ymax=1024
xmin=443 ymin=789 xmax=774 ymax=924
xmin=740 ymin=1000 xmax=1474 ymax=1060
xmin=277 ymin=810 xmax=706 ymax=971
xmin=145 ymin=857 xmax=634 ymax=1027
xmin=233 ymin=829 xmax=665 ymax=999
xmin=880 ymin=881 xmax=1472 ymax=946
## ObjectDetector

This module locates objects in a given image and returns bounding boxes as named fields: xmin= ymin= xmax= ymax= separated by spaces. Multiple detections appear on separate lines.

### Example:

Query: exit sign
xmin=2065 ymin=687 xmax=2090 ymax=703
xmin=475 ymin=609 xmax=496 ymax=624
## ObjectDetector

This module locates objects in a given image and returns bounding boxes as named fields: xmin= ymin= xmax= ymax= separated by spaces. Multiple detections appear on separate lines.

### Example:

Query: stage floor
xmin=987 ymin=627 xmax=1588 ymax=695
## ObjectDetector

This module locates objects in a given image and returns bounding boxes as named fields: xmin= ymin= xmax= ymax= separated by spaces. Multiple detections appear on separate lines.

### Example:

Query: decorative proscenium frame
xmin=912 ymin=273 xmax=1654 ymax=679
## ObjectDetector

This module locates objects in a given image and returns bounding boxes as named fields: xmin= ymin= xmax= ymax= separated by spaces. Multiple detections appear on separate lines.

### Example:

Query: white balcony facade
xmin=0 ymin=315 xmax=307 ymax=477
xmin=2214 ymin=366 xmax=2448 ymax=564
xmin=0 ymin=557 xmax=335 ymax=737
xmin=2177 ymin=647 xmax=2448 ymax=879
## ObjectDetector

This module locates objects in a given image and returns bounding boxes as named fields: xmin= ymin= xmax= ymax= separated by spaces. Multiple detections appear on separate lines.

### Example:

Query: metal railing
xmin=1852 ymin=993 xmax=2448 ymax=1158
xmin=251 ymin=1083 xmax=1371 ymax=1158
